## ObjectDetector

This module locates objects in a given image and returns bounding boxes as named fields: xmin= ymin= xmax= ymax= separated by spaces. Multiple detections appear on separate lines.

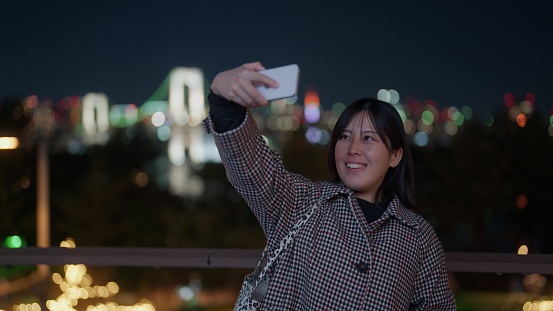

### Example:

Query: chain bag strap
xmin=234 ymin=202 xmax=319 ymax=311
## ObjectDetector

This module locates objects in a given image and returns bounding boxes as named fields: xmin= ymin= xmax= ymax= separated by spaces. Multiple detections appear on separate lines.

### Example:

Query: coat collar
xmin=319 ymin=181 xmax=422 ymax=230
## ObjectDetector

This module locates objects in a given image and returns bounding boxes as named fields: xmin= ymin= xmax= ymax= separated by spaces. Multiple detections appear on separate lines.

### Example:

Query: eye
xmin=339 ymin=134 xmax=351 ymax=141
xmin=363 ymin=135 xmax=375 ymax=142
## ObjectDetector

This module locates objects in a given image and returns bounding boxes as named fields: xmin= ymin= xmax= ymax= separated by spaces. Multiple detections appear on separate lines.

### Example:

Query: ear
xmin=389 ymin=148 xmax=403 ymax=168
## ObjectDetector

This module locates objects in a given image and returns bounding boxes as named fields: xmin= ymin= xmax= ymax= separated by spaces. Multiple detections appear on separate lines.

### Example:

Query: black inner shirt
xmin=357 ymin=197 xmax=390 ymax=224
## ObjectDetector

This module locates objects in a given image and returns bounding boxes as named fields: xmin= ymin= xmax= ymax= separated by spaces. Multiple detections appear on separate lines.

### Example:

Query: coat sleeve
xmin=204 ymin=108 xmax=318 ymax=240
xmin=410 ymin=225 xmax=457 ymax=310
xmin=207 ymin=91 xmax=246 ymax=133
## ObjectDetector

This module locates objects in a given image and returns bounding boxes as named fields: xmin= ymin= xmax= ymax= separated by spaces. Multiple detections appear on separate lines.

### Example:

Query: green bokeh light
xmin=483 ymin=113 xmax=494 ymax=127
xmin=421 ymin=110 xmax=434 ymax=125
xmin=4 ymin=235 xmax=24 ymax=248
xmin=453 ymin=111 xmax=465 ymax=126
xmin=332 ymin=102 xmax=346 ymax=116
xmin=461 ymin=105 xmax=473 ymax=120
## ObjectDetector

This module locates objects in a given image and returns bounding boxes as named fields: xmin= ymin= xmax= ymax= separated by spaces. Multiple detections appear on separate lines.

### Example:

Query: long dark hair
xmin=328 ymin=98 xmax=416 ymax=210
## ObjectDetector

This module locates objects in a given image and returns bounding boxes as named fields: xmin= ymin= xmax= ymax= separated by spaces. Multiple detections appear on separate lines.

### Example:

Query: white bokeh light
xmin=151 ymin=111 xmax=166 ymax=127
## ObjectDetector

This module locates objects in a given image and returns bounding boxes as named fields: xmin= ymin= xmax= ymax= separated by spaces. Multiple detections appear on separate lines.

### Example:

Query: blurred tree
xmin=48 ymin=125 xmax=264 ymax=249
xmin=0 ymin=97 xmax=35 ymax=247
xmin=2 ymin=96 xmax=553 ymax=256
xmin=415 ymin=109 xmax=553 ymax=253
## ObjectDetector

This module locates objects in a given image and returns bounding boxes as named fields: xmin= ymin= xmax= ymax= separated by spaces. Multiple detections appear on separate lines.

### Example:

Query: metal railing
xmin=1 ymin=247 xmax=553 ymax=275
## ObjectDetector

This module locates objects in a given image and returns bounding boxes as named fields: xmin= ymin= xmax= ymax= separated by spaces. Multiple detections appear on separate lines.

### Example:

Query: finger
xmin=228 ymin=81 xmax=260 ymax=108
xmin=238 ymin=78 xmax=266 ymax=107
xmin=239 ymin=78 xmax=269 ymax=107
xmin=242 ymin=61 xmax=265 ymax=72
xmin=246 ymin=70 xmax=279 ymax=89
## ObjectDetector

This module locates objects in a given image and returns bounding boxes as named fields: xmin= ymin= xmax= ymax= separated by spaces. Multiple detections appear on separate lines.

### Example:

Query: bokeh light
xmin=518 ymin=244 xmax=529 ymax=255
xmin=0 ymin=137 xmax=19 ymax=149
xmin=504 ymin=92 xmax=515 ymax=107
xmin=305 ymin=126 xmax=322 ymax=144
xmin=304 ymin=86 xmax=320 ymax=124
xmin=331 ymin=102 xmax=346 ymax=116
xmin=396 ymin=108 xmax=407 ymax=123
xmin=3 ymin=235 xmax=24 ymax=248
xmin=417 ymin=120 xmax=433 ymax=134
xmin=403 ymin=119 xmax=416 ymax=135
xmin=43 ymin=239 xmax=157 ymax=311
xmin=525 ymin=92 xmax=535 ymax=104
xmin=131 ymin=170 xmax=149 ymax=188
xmin=377 ymin=89 xmax=400 ymax=104
xmin=516 ymin=113 xmax=528 ymax=127
xmin=421 ymin=110 xmax=435 ymax=125
xmin=461 ymin=105 xmax=473 ymax=120
xmin=452 ymin=111 xmax=464 ymax=126
xmin=157 ymin=126 xmax=171 ymax=141
xmin=517 ymin=194 xmax=528 ymax=209
xmin=414 ymin=132 xmax=429 ymax=147
xmin=483 ymin=113 xmax=494 ymax=127
xmin=151 ymin=112 xmax=166 ymax=127
xmin=508 ymin=106 xmax=521 ymax=122
xmin=443 ymin=121 xmax=458 ymax=136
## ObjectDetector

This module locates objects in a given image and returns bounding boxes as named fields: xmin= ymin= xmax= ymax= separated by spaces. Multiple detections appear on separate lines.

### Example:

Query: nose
xmin=348 ymin=137 xmax=362 ymax=155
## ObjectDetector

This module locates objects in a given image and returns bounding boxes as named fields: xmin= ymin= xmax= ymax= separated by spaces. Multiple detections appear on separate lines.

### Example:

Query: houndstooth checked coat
xmin=205 ymin=110 xmax=456 ymax=310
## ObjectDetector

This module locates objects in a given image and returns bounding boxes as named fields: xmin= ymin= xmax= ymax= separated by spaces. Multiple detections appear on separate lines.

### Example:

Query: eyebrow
xmin=343 ymin=129 xmax=378 ymax=134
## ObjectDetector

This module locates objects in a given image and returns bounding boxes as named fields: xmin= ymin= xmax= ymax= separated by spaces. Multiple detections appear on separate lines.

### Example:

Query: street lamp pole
xmin=34 ymin=100 xmax=53 ymax=278
xmin=36 ymin=137 xmax=50 ymax=250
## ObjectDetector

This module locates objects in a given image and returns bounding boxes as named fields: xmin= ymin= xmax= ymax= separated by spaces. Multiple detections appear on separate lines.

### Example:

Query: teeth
xmin=347 ymin=163 xmax=365 ymax=169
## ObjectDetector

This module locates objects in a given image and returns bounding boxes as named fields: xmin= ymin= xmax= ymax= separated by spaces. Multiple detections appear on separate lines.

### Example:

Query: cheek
xmin=334 ymin=143 xmax=344 ymax=158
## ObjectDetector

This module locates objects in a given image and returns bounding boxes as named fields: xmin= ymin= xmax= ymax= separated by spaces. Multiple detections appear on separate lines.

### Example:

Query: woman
xmin=204 ymin=62 xmax=456 ymax=310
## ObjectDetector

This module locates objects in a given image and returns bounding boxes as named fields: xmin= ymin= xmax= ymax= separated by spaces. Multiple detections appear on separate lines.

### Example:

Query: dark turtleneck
xmin=356 ymin=197 xmax=390 ymax=224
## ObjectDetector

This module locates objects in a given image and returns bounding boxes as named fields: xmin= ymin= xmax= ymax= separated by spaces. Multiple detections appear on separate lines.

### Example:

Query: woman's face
xmin=334 ymin=112 xmax=402 ymax=202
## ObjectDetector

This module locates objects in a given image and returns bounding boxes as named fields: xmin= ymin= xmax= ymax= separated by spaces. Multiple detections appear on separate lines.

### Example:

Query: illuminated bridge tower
xmin=79 ymin=67 xmax=219 ymax=198
xmin=167 ymin=67 xmax=219 ymax=198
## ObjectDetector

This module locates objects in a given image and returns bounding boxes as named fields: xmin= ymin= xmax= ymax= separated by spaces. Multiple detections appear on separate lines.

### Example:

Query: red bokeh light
xmin=525 ymin=92 xmax=535 ymax=104
xmin=504 ymin=92 xmax=514 ymax=107
xmin=517 ymin=194 xmax=528 ymax=209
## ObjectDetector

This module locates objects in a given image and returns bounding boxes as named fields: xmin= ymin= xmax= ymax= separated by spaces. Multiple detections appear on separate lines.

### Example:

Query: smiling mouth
xmin=346 ymin=163 xmax=366 ymax=169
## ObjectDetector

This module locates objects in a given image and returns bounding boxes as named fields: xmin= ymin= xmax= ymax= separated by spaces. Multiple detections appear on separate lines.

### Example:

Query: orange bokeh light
xmin=304 ymin=85 xmax=320 ymax=106
xmin=516 ymin=114 xmax=527 ymax=127
xmin=517 ymin=194 xmax=528 ymax=209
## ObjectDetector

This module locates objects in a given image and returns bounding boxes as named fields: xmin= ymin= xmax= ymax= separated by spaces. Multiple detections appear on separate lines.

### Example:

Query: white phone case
xmin=256 ymin=64 xmax=300 ymax=101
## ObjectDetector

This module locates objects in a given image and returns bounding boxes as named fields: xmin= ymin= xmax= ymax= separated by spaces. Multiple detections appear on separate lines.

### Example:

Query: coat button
xmin=355 ymin=262 xmax=369 ymax=273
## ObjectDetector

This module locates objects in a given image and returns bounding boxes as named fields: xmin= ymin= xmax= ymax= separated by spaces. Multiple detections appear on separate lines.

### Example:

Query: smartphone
xmin=256 ymin=64 xmax=300 ymax=101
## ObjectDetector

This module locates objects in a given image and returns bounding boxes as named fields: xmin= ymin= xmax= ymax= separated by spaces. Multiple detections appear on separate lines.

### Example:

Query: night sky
xmin=1 ymin=0 xmax=552 ymax=117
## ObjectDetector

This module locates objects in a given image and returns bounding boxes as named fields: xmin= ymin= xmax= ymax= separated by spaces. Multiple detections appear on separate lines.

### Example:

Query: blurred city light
xmin=413 ymin=132 xmax=429 ymax=147
xmin=522 ymin=300 xmax=553 ymax=311
xmin=483 ymin=113 xmax=494 ymax=127
xmin=377 ymin=89 xmax=400 ymax=104
xmin=2 ymin=67 xmax=550 ymax=159
xmin=82 ymin=93 xmax=109 ymax=145
xmin=518 ymin=244 xmax=529 ymax=255
xmin=3 ymin=235 xmax=25 ymax=248
xmin=0 ymin=136 xmax=19 ymax=149
xmin=304 ymin=85 xmax=320 ymax=124
xmin=151 ymin=112 xmax=166 ymax=127
xmin=42 ymin=239 xmax=158 ymax=311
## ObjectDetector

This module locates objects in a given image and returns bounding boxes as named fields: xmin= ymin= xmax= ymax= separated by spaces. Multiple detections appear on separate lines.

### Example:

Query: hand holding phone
xmin=256 ymin=64 xmax=300 ymax=101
